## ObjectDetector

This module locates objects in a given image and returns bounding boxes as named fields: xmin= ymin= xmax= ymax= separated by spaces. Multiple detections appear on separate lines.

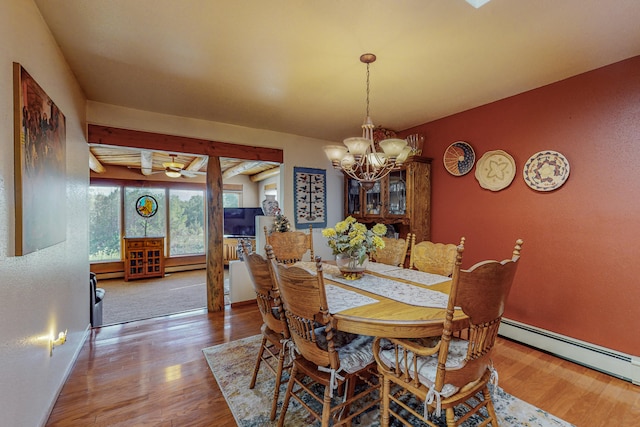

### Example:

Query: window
xmin=89 ymin=186 xmax=122 ymax=261
xmin=223 ymin=184 xmax=243 ymax=207
xmin=169 ymin=189 xmax=205 ymax=256
xmin=124 ymin=187 xmax=166 ymax=239
xmin=264 ymin=182 xmax=277 ymax=197
xmin=90 ymin=181 xmax=238 ymax=262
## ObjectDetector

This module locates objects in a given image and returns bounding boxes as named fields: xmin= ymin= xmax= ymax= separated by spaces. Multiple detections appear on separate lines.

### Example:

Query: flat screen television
xmin=223 ymin=207 xmax=264 ymax=238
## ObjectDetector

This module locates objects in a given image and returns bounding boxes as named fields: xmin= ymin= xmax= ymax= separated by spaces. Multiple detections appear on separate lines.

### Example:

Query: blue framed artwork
xmin=293 ymin=167 xmax=327 ymax=229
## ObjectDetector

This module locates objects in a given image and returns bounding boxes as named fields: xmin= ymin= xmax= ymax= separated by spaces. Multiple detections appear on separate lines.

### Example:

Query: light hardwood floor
xmin=46 ymin=306 xmax=639 ymax=426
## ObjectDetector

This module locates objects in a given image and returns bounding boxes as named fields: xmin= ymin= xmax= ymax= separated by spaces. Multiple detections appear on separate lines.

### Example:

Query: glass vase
xmin=336 ymin=252 xmax=368 ymax=280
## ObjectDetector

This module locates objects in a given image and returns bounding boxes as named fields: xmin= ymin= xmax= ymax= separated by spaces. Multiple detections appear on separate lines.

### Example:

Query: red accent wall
xmin=401 ymin=56 xmax=640 ymax=356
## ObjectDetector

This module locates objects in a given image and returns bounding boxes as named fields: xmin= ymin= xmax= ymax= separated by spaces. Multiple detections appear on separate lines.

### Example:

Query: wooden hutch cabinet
xmin=344 ymin=156 xmax=431 ymax=242
xmin=124 ymin=237 xmax=165 ymax=281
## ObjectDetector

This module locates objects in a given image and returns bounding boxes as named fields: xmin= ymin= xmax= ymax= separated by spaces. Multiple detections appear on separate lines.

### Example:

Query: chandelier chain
xmin=365 ymin=62 xmax=370 ymax=118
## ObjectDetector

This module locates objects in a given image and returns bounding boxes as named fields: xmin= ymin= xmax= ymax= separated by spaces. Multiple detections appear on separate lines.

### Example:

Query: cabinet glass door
xmin=365 ymin=181 xmax=382 ymax=216
xmin=346 ymin=178 xmax=361 ymax=216
xmin=387 ymin=169 xmax=407 ymax=216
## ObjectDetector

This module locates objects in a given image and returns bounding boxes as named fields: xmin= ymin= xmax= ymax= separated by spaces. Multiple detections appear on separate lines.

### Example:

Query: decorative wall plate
xmin=523 ymin=150 xmax=570 ymax=191
xmin=474 ymin=150 xmax=516 ymax=191
xmin=443 ymin=141 xmax=475 ymax=176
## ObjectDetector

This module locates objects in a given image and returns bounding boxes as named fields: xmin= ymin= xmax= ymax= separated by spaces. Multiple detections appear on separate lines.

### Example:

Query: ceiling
xmin=35 ymin=0 xmax=640 ymax=174
xmin=89 ymin=145 xmax=280 ymax=181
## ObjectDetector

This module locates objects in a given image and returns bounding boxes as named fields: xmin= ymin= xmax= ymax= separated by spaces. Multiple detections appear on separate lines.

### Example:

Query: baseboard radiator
xmin=499 ymin=318 xmax=640 ymax=385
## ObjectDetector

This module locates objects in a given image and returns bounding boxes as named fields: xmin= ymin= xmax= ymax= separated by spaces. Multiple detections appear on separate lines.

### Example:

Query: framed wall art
xmin=293 ymin=167 xmax=327 ymax=229
xmin=13 ymin=63 xmax=67 ymax=256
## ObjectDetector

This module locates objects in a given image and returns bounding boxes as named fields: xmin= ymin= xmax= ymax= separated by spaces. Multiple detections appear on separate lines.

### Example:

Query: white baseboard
xmin=499 ymin=318 xmax=640 ymax=385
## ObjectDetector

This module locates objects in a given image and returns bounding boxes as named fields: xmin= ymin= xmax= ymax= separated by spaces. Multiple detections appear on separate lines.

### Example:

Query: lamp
xmin=324 ymin=53 xmax=408 ymax=190
xmin=162 ymin=155 xmax=184 ymax=178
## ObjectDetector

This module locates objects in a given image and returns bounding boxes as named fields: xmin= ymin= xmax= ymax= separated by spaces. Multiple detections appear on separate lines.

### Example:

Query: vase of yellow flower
xmin=322 ymin=216 xmax=387 ymax=279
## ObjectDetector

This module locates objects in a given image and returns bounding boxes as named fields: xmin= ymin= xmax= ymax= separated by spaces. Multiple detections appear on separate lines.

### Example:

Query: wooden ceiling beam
xmin=88 ymin=125 xmax=283 ymax=163
xmin=222 ymin=161 xmax=263 ymax=180
xmin=185 ymin=156 xmax=208 ymax=172
xmin=140 ymin=150 xmax=154 ymax=175
xmin=250 ymin=166 xmax=280 ymax=182
xmin=89 ymin=150 xmax=106 ymax=173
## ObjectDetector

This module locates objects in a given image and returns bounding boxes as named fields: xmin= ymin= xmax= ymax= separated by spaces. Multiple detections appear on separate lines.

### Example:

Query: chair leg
xmin=269 ymin=346 xmax=287 ymax=421
xmin=250 ymin=336 xmax=267 ymax=389
xmin=380 ymin=377 xmax=391 ymax=427
xmin=483 ymin=386 xmax=499 ymax=426
xmin=277 ymin=364 xmax=298 ymax=427
xmin=321 ymin=384 xmax=332 ymax=427
xmin=445 ymin=407 xmax=457 ymax=427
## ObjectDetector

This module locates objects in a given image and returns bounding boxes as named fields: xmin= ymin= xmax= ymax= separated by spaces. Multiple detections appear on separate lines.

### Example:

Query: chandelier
xmin=324 ymin=53 xmax=411 ymax=190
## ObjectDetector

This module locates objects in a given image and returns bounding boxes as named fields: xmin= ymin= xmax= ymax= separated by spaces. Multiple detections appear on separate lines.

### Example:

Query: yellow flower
xmin=372 ymin=223 xmax=388 ymax=236
xmin=335 ymin=220 xmax=349 ymax=233
xmin=350 ymin=234 xmax=365 ymax=247
xmin=322 ymin=228 xmax=337 ymax=238
xmin=372 ymin=235 xmax=385 ymax=249
xmin=353 ymin=222 xmax=367 ymax=233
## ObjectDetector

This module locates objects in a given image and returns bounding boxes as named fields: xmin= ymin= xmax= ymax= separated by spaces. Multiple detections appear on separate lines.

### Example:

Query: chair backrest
xmin=409 ymin=235 xmax=463 ymax=276
xmin=435 ymin=238 xmax=524 ymax=391
xmin=265 ymin=225 xmax=314 ymax=264
xmin=371 ymin=235 xmax=410 ymax=267
xmin=241 ymin=241 xmax=288 ymax=337
xmin=268 ymin=247 xmax=339 ymax=370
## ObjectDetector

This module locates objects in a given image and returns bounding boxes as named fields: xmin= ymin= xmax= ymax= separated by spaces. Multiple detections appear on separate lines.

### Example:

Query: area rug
xmin=203 ymin=335 xmax=574 ymax=427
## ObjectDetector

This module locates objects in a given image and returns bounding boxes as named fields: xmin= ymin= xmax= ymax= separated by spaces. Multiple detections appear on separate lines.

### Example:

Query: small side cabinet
xmin=124 ymin=237 xmax=165 ymax=281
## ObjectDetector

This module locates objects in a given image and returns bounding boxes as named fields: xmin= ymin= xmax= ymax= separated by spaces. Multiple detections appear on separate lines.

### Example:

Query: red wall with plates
xmin=400 ymin=55 xmax=640 ymax=355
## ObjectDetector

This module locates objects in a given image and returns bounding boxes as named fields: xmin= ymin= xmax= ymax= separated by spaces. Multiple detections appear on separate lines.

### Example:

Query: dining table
xmin=292 ymin=261 xmax=469 ymax=338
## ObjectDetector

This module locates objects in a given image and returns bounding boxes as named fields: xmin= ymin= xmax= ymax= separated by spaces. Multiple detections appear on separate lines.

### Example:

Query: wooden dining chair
xmin=268 ymin=247 xmax=380 ymax=427
xmin=240 ymin=241 xmax=291 ymax=421
xmin=373 ymin=238 xmax=524 ymax=427
xmin=265 ymin=225 xmax=314 ymax=264
xmin=370 ymin=235 xmax=410 ymax=267
xmin=409 ymin=236 xmax=464 ymax=276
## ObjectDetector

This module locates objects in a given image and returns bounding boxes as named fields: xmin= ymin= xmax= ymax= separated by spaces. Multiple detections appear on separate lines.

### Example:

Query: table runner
xmin=293 ymin=262 xmax=452 ymax=309
xmin=325 ymin=284 xmax=379 ymax=313
xmin=372 ymin=268 xmax=450 ymax=287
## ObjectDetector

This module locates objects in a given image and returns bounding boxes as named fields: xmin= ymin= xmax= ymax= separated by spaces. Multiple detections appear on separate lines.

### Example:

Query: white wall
xmin=225 ymin=173 xmax=260 ymax=207
xmin=0 ymin=1 xmax=89 ymax=426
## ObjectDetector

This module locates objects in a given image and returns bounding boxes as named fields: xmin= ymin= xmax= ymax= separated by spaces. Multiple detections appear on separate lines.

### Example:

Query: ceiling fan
xmin=127 ymin=153 xmax=206 ymax=178
xmin=161 ymin=154 xmax=205 ymax=178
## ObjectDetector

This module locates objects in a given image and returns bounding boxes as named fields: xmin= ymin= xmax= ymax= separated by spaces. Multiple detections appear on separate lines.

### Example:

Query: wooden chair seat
xmin=377 ymin=337 xmax=470 ymax=399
